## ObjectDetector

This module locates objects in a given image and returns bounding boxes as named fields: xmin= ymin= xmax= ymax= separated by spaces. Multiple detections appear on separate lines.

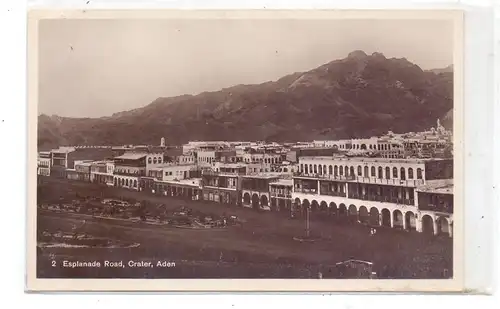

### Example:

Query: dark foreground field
xmin=36 ymin=178 xmax=453 ymax=279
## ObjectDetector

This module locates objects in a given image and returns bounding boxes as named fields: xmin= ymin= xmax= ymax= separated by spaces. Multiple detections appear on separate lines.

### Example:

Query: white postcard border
xmin=26 ymin=9 xmax=465 ymax=292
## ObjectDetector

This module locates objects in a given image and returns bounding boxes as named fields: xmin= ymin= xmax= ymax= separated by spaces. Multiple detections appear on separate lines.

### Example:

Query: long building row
xmin=37 ymin=132 xmax=453 ymax=238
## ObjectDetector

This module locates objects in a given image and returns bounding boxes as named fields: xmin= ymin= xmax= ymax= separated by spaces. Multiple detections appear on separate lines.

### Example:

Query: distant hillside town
xmin=37 ymin=120 xmax=453 ymax=237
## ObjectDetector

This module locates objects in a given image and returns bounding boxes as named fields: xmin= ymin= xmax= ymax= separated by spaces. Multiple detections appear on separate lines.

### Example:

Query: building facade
xmin=90 ymin=161 xmax=114 ymax=186
xmin=241 ymin=175 xmax=280 ymax=210
xmin=292 ymin=156 xmax=453 ymax=237
xmin=37 ymin=151 xmax=51 ymax=176
xmin=148 ymin=163 xmax=198 ymax=181
xmin=201 ymin=168 xmax=243 ymax=206
xmin=269 ymin=179 xmax=293 ymax=213
xmin=113 ymin=153 xmax=147 ymax=190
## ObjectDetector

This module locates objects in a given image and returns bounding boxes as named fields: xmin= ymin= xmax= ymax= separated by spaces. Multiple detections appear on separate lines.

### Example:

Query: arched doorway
xmin=348 ymin=204 xmax=357 ymax=222
xmin=243 ymin=193 xmax=251 ymax=205
xmin=260 ymin=195 xmax=269 ymax=207
xmin=369 ymin=207 xmax=380 ymax=226
xmin=436 ymin=216 xmax=450 ymax=236
xmin=319 ymin=201 xmax=328 ymax=217
xmin=302 ymin=199 xmax=310 ymax=216
xmin=311 ymin=200 xmax=319 ymax=212
xmin=320 ymin=201 xmax=328 ymax=211
xmin=405 ymin=212 xmax=416 ymax=231
xmin=381 ymin=209 xmax=391 ymax=227
xmin=421 ymin=215 xmax=434 ymax=235
xmin=251 ymin=194 xmax=260 ymax=209
xmin=329 ymin=202 xmax=338 ymax=217
xmin=358 ymin=206 xmax=369 ymax=223
xmin=392 ymin=210 xmax=404 ymax=229
xmin=338 ymin=203 xmax=347 ymax=218
xmin=294 ymin=198 xmax=301 ymax=214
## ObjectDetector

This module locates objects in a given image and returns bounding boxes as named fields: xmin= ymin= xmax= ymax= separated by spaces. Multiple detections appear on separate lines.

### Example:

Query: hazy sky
xmin=38 ymin=18 xmax=454 ymax=118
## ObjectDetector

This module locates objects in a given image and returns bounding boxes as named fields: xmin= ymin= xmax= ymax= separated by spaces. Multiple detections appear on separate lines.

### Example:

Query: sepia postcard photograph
xmin=26 ymin=9 xmax=464 ymax=292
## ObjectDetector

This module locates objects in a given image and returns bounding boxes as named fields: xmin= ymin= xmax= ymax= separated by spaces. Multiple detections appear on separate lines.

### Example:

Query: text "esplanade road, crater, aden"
xmin=58 ymin=260 xmax=176 ymax=268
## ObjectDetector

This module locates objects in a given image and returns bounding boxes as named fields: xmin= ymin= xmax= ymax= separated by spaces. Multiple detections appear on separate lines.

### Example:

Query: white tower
xmin=160 ymin=137 xmax=165 ymax=147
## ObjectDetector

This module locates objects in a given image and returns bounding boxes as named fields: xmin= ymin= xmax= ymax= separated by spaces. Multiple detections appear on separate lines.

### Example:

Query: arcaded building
xmin=292 ymin=156 xmax=453 ymax=236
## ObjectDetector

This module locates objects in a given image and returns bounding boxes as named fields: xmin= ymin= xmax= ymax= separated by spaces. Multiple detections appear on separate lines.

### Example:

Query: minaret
xmin=160 ymin=137 xmax=165 ymax=147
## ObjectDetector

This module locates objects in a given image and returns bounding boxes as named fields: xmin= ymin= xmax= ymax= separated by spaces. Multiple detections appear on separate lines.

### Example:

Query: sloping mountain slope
xmin=38 ymin=50 xmax=453 ymax=149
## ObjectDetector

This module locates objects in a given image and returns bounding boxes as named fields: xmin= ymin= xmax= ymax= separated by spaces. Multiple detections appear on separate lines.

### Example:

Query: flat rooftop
xmin=243 ymin=172 xmax=288 ymax=179
xmin=114 ymin=153 xmax=147 ymax=160
xmin=417 ymin=179 xmax=453 ymax=194
xmin=158 ymin=178 xmax=202 ymax=187
xmin=300 ymin=156 xmax=448 ymax=164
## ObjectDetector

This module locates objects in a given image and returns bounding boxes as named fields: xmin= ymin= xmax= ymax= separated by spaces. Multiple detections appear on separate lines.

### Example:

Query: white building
xmin=292 ymin=156 xmax=453 ymax=237
xmin=37 ymin=151 xmax=51 ymax=176
xmin=148 ymin=163 xmax=197 ymax=181
xmin=145 ymin=152 xmax=165 ymax=173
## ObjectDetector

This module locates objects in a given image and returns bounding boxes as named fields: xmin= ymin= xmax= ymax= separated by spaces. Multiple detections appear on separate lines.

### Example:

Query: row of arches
xmin=147 ymin=156 xmax=163 ymax=164
xmin=337 ymin=143 xmax=394 ymax=151
xmin=114 ymin=177 xmax=137 ymax=188
xmin=300 ymin=163 xmax=423 ymax=180
xmin=293 ymin=198 xmax=452 ymax=236
xmin=243 ymin=157 xmax=282 ymax=164
xmin=243 ymin=192 xmax=269 ymax=209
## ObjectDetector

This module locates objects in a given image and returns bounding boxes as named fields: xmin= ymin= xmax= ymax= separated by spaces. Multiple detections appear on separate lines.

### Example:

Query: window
xmin=364 ymin=166 xmax=369 ymax=177
xmin=304 ymin=165 xmax=308 ymax=174
xmin=134 ymin=180 xmax=137 ymax=187
xmin=371 ymin=166 xmax=375 ymax=177
xmin=148 ymin=157 xmax=152 ymax=164
xmin=323 ymin=165 xmax=327 ymax=175
xmin=300 ymin=164 xmax=304 ymax=173
xmin=417 ymin=168 xmax=423 ymax=179
xmin=400 ymin=167 xmax=406 ymax=180
xmin=344 ymin=166 xmax=349 ymax=176
xmin=339 ymin=166 xmax=343 ymax=175
xmin=378 ymin=166 xmax=383 ymax=179
xmin=357 ymin=166 xmax=362 ymax=176
xmin=393 ymin=167 xmax=398 ymax=178
xmin=329 ymin=165 xmax=333 ymax=175
xmin=408 ymin=168 xmax=414 ymax=179
xmin=314 ymin=165 xmax=317 ymax=174
xmin=334 ymin=165 xmax=339 ymax=176
xmin=153 ymin=158 xmax=157 ymax=164
xmin=309 ymin=164 xmax=312 ymax=173
xmin=385 ymin=167 xmax=390 ymax=179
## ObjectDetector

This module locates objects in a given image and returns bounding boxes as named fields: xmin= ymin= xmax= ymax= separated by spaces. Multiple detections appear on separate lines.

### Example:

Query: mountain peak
xmin=347 ymin=50 xmax=368 ymax=60
xmin=371 ymin=52 xmax=386 ymax=59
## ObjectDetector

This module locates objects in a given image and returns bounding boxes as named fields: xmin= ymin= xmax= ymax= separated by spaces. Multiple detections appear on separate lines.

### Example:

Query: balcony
xmin=348 ymin=193 xmax=415 ymax=205
xmin=419 ymin=203 xmax=453 ymax=214
xmin=293 ymin=172 xmax=355 ymax=181
xmin=202 ymin=170 xmax=243 ymax=177
xmin=293 ymin=188 xmax=319 ymax=194
xmin=270 ymin=192 xmax=292 ymax=198
xmin=352 ymin=177 xmax=424 ymax=187
xmin=114 ymin=170 xmax=145 ymax=177
xmin=319 ymin=191 xmax=347 ymax=198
